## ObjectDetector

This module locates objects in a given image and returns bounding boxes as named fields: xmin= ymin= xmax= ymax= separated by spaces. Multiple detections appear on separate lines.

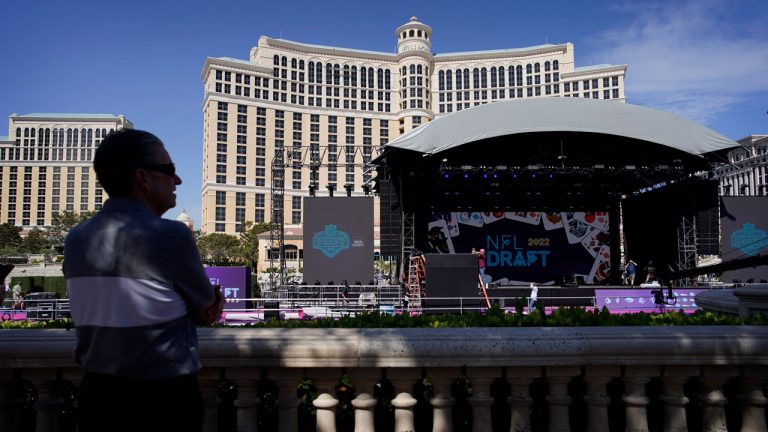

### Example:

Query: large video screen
xmin=427 ymin=211 xmax=610 ymax=284
xmin=720 ymin=197 xmax=768 ymax=282
xmin=303 ymin=197 xmax=374 ymax=284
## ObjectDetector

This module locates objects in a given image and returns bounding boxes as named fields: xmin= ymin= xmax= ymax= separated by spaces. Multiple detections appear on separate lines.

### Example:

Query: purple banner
xmin=205 ymin=266 xmax=251 ymax=310
xmin=595 ymin=288 xmax=706 ymax=313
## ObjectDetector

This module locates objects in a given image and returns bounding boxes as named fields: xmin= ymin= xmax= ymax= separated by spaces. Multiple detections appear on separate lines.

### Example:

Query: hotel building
xmin=200 ymin=17 xmax=628 ymax=261
xmin=0 ymin=113 xmax=133 ymax=228
xmin=715 ymin=135 xmax=768 ymax=196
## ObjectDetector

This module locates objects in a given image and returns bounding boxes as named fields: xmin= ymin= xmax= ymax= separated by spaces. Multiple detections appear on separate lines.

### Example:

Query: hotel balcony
xmin=1 ymin=326 xmax=767 ymax=431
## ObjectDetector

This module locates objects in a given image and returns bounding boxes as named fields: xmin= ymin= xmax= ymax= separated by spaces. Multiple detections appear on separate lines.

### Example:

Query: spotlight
xmin=344 ymin=183 xmax=353 ymax=197
xmin=327 ymin=184 xmax=336 ymax=197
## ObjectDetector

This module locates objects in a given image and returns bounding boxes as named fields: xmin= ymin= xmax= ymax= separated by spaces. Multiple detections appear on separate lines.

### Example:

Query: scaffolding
xmin=676 ymin=217 xmax=697 ymax=285
xmin=269 ymin=144 xmax=375 ymax=285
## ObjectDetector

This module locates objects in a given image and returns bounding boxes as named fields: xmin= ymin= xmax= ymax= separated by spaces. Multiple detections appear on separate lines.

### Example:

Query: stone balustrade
xmin=1 ymin=326 xmax=768 ymax=431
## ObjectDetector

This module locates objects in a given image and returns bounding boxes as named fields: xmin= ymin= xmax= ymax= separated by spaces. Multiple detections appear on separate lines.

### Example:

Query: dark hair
xmin=94 ymin=129 xmax=164 ymax=197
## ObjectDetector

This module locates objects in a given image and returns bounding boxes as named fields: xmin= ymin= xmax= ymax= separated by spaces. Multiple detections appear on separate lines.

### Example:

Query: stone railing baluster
xmin=738 ymin=366 xmax=767 ymax=432
xmin=348 ymin=367 xmax=379 ymax=432
xmin=545 ymin=366 xmax=579 ymax=432
xmin=583 ymin=365 xmax=618 ymax=432
xmin=389 ymin=368 xmax=419 ymax=432
xmin=270 ymin=368 xmax=301 ymax=432
xmin=231 ymin=368 xmax=260 ymax=432
xmin=25 ymin=368 xmax=63 ymax=432
xmin=466 ymin=366 xmax=498 ymax=432
xmin=699 ymin=365 xmax=737 ymax=432
xmin=198 ymin=368 xmax=221 ymax=432
xmin=660 ymin=366 xmax=696 ymax=432
xmin=428 ymin=367 xmax=458 ymax=432
xmin=0 ymin=369 xmax=21 ymax=432
xmin=622 ymin=365 xmax=657 ymax=432
xmin=311 ymin=368 xmax=340 ymax=432
xmin=507 ymin=366 xmax=539 ymax=432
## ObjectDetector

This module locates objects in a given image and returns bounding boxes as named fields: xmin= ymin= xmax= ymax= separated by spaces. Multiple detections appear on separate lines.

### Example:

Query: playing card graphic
xmin=506 ymin=212 xmax=541 ymax=225
xmin=542 ymin=212 xmax=564 ymax=230
xmin=481 ymin=211 xmax=505 ymax=224
xmin=457 ymin=212 xmax=484 ymax=227
xmin=588 ymin=245 xmax=611 ymax=283
xmin=562 ymin=212 xmax=592 ymax=244
xmin=427 ymin=219 xmax=455 ymax=254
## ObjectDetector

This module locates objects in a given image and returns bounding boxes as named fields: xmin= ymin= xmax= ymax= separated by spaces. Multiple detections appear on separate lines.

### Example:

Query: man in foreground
xmin=64 ymin=129 xmax=224 ymax=432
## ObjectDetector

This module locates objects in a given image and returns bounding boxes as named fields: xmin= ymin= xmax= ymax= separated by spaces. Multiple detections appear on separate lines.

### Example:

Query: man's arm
xmin=192 ymin=284 xmax=225 ymax=326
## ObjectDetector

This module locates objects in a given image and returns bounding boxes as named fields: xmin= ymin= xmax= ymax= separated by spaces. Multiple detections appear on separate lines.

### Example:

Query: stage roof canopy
xmin=384 ymin=98 xmax=737 ymax=157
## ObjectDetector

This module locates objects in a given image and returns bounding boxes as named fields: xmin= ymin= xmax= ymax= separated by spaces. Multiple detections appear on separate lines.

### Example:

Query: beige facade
xmin=200 ymin=17 xmax=628 ymax=252
xmin=0 ymin=113 xmax=133 ymax=228
xmin=715 ymin=135 xmax=768 ymax=196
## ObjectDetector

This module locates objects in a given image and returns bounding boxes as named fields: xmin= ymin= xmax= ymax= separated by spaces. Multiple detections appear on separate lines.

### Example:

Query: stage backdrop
xmin=304 ymin=197 xmax=374 ymax=284
xmin=720 ymin=197 xmax=768 ymax=282
xmin=427 ymin=211 xmax=610 ymax=284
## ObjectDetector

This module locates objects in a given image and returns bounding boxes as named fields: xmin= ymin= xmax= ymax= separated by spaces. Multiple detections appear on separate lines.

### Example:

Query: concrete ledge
xmin=4 ymin=327 xmax=767 ymax=369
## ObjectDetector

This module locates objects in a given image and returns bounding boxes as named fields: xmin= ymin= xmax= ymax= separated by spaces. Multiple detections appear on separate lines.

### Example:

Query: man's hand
xmin=196 ymin=284 xmax=225 ymax=325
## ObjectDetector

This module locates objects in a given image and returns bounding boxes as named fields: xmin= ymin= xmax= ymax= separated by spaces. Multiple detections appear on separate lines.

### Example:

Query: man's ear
xmin=130 ymin=168 xmax=152 ymax=193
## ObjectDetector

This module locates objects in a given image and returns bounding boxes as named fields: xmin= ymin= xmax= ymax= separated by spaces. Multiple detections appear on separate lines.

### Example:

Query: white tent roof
xmin=387 ymin=98 xmax=737 ymax=156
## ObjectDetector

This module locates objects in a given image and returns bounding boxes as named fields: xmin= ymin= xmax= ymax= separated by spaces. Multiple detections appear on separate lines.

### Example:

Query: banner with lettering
xmin=427 ymin=211 xmax=610 ymax=284
xmin=205 ymin=266 xmax=251 ymax=310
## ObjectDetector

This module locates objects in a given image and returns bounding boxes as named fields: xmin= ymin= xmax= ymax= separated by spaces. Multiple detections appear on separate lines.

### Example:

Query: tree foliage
xmin=197 ymin=233 xmax=242 ymax=266
xmin=0 ymin=223 xmax=22 ymax=251
xmin=48 ymin=211 xmax=94 ymax=251
xmin=21 ymin=228 xmax=50 ymax=254
xmin=235 ymin=221 xmax=271 ymax=269
xmin=196 ymin=222 xmax=271 ymax=268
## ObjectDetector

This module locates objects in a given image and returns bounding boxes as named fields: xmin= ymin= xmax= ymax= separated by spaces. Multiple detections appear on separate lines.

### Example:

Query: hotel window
xmin=612 ymin=76 xmax=619 ymax=86
xmin=612 ymin=89 xmax=619 ymax=98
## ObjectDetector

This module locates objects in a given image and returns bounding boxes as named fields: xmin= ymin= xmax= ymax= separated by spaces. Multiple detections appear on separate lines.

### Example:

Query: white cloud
xmin=590 ymin=0 xmax=768 ymax=123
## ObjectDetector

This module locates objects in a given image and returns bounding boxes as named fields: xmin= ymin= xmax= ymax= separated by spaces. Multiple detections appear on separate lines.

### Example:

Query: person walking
xmin=528 ymin=282 xmax=539 ymax=313
xmin=624 ymin=260 xmax=637 ymax=286
xmin=64 ymin=129 xmax=224 ymax=432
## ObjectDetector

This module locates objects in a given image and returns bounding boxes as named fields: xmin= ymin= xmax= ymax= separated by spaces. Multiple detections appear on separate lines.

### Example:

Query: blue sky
xmin=1 ymin=0 xmax=766 ymax=225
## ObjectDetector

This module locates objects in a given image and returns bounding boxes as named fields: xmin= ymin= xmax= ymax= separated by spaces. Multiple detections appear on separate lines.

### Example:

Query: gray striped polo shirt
xmin=64 ymin=198 xmax=213 ymax=379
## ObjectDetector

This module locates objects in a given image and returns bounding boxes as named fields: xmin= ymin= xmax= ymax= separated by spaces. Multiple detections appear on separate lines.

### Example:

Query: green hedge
xmin=8 ymin=276 xmax=67 ymax=298
xmin=3 ymin=305 xmax=767 ymax=329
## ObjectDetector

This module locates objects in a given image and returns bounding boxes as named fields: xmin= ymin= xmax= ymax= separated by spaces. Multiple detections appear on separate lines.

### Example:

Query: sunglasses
xmin=140 ymin=163 xmax=176 ymax=177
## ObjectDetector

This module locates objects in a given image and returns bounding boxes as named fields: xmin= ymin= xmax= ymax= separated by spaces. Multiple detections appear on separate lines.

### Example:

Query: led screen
xmin=303 ymin=197 xmax=374 ymax=284
xmin=427 ymin=211 xmax=610 ymax=284
xmin=720 ymin=197 xmax=768 ymax=282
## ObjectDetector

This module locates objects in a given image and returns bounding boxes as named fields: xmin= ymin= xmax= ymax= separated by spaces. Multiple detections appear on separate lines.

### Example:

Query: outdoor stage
xmin=370 ymin=98 xmax=741 ymax=290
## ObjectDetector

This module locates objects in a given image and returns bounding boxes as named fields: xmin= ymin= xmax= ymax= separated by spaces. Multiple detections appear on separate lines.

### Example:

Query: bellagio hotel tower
xmin=200 ymin=17 xmax=627 ymax=236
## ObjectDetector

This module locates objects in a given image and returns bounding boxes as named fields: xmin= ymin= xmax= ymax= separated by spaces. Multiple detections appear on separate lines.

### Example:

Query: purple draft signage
xmin=205 ymin=266 xmax=251 ymax=310
xmin=594 ymin=288 xmax=707 ymax=314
